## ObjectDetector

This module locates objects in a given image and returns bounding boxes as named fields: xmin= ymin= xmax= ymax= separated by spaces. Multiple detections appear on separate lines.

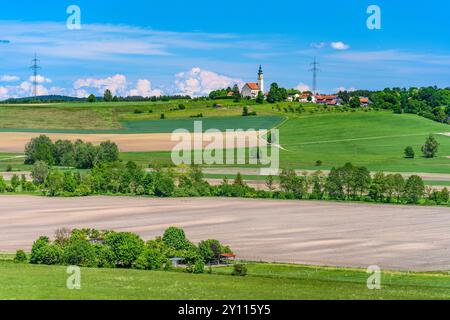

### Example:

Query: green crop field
xmin=277 ymin=112 xmax=450 ymax=173
xmin=0 ymin=260 xmax=449 ymax=300
xmin=121 ymin=111 xmax=450 ymax=174
xmin=0 ymin=100 xmax=289 ymax=131
xmin=0 ymin=101 xmax=448 ymax=174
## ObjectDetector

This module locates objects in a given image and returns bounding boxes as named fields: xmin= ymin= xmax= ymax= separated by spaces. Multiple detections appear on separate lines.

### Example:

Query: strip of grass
xmin=424 ymin=180 xmax=450 ymax=187
xmin=0 ymin=261 xmax=449 ymax=299
xmin=0 ymin=116 xmax=284 ymax=134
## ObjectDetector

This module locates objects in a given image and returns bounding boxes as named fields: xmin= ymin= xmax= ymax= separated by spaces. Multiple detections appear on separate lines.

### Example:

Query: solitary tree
xmin=87 ymin=94 xmax=96 ymax=103
xmin=103 ymin=89 xmax=113 ymax=102
xmin=404 ymin=146 xmax=415 ymax=159
xmin=422 ymin=135 xmax=439 ymax=158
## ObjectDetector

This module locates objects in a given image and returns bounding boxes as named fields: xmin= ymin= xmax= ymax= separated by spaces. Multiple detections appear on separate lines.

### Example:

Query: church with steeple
xmin=241 ymin=65 xmax=264 ymax=99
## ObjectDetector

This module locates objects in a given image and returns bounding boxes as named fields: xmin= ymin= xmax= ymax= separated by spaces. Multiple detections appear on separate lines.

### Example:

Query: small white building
xmin=241 ymin=66 xmax=264 ymax=99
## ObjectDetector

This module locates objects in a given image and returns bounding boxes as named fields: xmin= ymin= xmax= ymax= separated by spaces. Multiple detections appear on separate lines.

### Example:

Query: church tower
xmin=257 ymin=65 xmax=264 ymax=93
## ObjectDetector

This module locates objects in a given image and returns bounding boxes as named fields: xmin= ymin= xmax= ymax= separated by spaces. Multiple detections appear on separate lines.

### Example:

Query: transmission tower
xmin=309 ymin=57 xmax=320 ymax=95
xmin=30 ymin=53 xmax=41 ymax=97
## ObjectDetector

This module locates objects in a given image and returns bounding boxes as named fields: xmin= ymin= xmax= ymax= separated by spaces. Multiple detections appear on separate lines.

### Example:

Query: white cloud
xmin=129 ymin=79 xmax=163 ymax=97
xmin=310 ymin=42 xmax=327 ymax=49
xmin=174 ymin=67 xmax=243 ymax=97
xmin=0 ymin=87 xmax=8 ymax=99
xmin=0 ymin=75 xmax=19 ymax=82
xmin=335 ymin=86 xmax=356 ymax=92
xmin=28 ymin=75 xmax=52 ymax=83
xmin=74 ymin=74 xmax=128 ymax=96
xmin=295 ymin=82 xmax=311 ymax=92
xmin=331 ymin=42 xmax=350 ymax=50
xmin=74 ymin=89 xmax=89 ymax=98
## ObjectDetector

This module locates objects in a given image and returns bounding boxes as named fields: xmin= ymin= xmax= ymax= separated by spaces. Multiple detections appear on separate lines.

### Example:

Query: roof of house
xmin=359 ymin=97 xmax=369 ymax=103
xmin=244 ymin=82 xmax=259 ymax=90
xmin=227 ymin=91 xmax=234 ymax=97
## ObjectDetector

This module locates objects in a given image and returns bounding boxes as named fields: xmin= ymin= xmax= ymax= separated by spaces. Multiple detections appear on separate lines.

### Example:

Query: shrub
xmin=40 ymin=245 xmax=63 ymax=265
xmin=134 ymin=109 xmax=143 ymax=114
xmin=198 ymin=239 xmax=223 ymax=263
xmin=132 ymin=248 xmax=166 ymax=270
xmin=63 ymin=239 xmax=96 ymax=267
xmin=160 ymin=113 xmax=166 ymax=119
xmin=162 ymin=227 xmax=191 ymax=251
xmin=54 ymin=227 xmax=72 ymax=246
xmin=30 ymin=236 xmax=51 ymax=264
xmin=0 ymin=177 xmax=6 ymax=193
xmin=104 ymin=232 xmax=145 ymax=267
xmin=232 ymin=264 xmax=247 ymax=276
xmin=154 ymin=175 xmax=175 ymax=197
xmin=14 ymin=250 xmax=28 ymax=263
xmin=316 ymin=160 xmax=323 ymax=167
xmin=31 ymin=161 xmax=49 ymax=185
xmin=6 ymin=165 xmax=12 ymax=172
xmin=92 ymin=244 xmax=116 ymax=268
xmin=186 ymin=258 xmax=204 ymax=274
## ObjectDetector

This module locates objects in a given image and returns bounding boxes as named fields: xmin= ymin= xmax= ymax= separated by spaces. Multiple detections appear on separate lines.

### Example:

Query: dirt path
xmin=1 ymin=196 xmax=450 ymax=271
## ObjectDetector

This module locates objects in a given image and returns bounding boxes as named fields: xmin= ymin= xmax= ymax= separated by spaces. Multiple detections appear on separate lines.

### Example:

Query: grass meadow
xmin=1 ymin=259 xmax=450 ymax=300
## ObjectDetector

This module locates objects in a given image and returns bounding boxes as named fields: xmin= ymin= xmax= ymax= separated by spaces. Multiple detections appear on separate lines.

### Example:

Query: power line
xmin=309 ymin=57 xmax=320 ymax=95
xmin=30 ymin=53 xmax=41 ymax=98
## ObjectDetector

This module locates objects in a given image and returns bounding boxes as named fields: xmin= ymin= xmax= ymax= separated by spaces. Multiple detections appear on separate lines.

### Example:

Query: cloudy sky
xmin=1 ymin=0 xmax=450 ymax=99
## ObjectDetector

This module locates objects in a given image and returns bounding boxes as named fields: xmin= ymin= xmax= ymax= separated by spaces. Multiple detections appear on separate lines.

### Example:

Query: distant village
xmin=235 ymin=65 xmax=370 ymax=107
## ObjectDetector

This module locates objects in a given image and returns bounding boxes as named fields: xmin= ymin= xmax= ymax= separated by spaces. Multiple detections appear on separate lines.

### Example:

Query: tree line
xmin=0 ymin=160 xmax=438 ymax=206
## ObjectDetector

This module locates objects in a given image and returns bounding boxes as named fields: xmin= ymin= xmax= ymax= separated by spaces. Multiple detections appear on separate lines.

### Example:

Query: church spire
xmin=257 ymin=65 xmax=264 ymax=93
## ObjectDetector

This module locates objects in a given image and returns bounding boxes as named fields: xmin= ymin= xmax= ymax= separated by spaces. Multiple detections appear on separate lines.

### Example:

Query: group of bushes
xmin=25 ymin=135 xmax=119 ymax=169
xmin=23 ymin=227 xmax=232 ymax=274
xmin=0 ymin=174 xmax=36 ymax=193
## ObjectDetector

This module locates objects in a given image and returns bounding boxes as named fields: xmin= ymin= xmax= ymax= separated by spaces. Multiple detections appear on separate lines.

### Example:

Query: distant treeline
xmin=0 ymin=94 xmax=192 ymax=104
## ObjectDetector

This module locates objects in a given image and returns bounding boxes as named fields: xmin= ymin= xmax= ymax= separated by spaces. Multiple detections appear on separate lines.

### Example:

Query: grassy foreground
xmin=1 ymin=260 xmax=450 ymax=300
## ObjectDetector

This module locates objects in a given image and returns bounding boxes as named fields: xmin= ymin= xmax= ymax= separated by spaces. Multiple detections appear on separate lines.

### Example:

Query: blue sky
xmin=1 ymin=0 xmax=450 ymax=98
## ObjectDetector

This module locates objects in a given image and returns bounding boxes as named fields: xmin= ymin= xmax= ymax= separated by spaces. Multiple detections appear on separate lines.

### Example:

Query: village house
xmin=315 ymin=94 xmax=341 ymax=106
xmin=241 ymin=65 xmax=264 ymax=99
xmin=359 ymin=97 xmax=370 ymax=107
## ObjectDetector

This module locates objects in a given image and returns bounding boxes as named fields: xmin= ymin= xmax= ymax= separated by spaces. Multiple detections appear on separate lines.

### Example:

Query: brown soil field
xmin=1 ymin=196 xmax=449 ymax=271
xmin=0 ymin=132 xmax=266 ymax=153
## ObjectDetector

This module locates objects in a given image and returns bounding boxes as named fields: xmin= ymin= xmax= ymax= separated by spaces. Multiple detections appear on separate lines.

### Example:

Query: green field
xmin=0 ymin=100 xmax=285 ymax=131
xmin=0 ymin=101 xmax=448 ymax=174
xmin=122 ymin=112 xmax=450 ymax=173
xmin=278 ymin=112 xmax=450 ymax=173
xmin=1 ymin=260 xmax=449 ymax=299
